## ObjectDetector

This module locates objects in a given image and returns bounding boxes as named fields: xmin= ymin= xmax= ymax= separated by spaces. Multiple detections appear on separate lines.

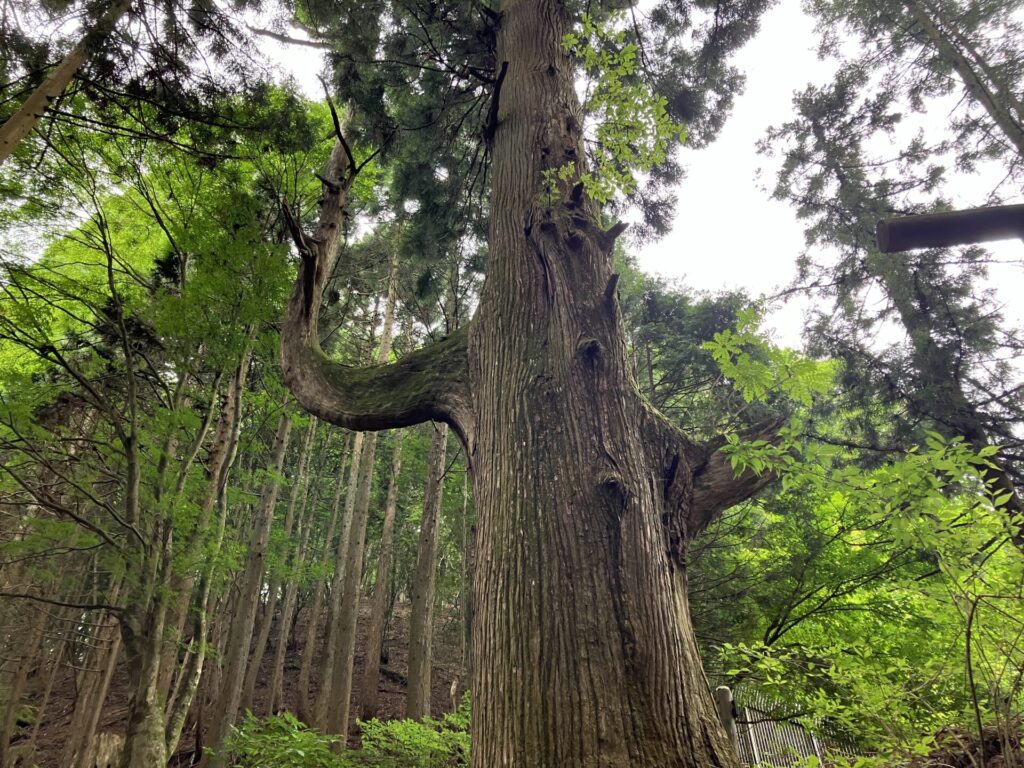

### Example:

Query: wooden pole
xmin=876 ymin=203 xmax=1024 ymax=253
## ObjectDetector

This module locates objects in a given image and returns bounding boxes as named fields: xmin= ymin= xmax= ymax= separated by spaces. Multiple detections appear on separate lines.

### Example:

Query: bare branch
xmin=0 ymin=590 xmax=125 ymax=614
xmin=318 ymin=77 xmax=356 ymax=172
xmin=246 ymin=25 xmax=332 ymax=49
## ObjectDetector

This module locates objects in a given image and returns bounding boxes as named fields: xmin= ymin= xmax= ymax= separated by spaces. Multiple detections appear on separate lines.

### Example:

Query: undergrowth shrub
xmin=224 ymin=694 xmax=470 ymax=767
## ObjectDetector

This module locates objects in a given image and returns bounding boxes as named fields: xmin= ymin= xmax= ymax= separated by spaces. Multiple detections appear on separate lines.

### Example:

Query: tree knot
xmin=576 ymin=337 xmax=602 ymax=367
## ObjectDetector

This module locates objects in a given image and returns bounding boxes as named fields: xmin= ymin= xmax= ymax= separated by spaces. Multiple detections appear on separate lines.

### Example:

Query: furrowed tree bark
xmin=280 ymin=32 xmax=772 ymax=764
xmin=463 ymin=0 xmax=764 ymax=762
xmin=201 ymin=405 xmax=293 ymax=767
xmin=0 ymin=0 xmax=134 ymax=164
xmin=406 ymin=423 xmax=448 ymax=719
xmin=358 ymin=427 xmax=405 ymax=719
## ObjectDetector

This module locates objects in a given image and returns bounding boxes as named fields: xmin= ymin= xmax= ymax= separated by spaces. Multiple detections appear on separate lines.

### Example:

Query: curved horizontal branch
xmin=281 ymin=323 xmax=472 ymax=437
xmin=689 ymin=418 xmax=784 ymax=536
xmin=279 ymin=139 xmax=472 ymax=440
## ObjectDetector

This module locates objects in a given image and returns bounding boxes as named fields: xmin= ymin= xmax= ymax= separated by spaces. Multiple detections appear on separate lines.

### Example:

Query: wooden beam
xmin=876 ymin=203 xmax=1024 ymax=253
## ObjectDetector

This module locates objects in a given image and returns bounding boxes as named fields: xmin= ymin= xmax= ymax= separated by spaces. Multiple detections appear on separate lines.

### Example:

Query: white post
xmin=715 ymin=685 xmax=741 ymax=751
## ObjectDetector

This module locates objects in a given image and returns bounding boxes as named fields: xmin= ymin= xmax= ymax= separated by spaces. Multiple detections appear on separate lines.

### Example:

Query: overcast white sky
xmin=262 ymin=0 xmax=1024 ymax=349
xmin=637 ymin=1 xmax=832 ymax=345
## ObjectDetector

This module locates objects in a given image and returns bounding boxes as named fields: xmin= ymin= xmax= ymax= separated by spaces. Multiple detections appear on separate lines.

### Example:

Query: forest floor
xmin=22 ymin=598 xmax=467 ymax=767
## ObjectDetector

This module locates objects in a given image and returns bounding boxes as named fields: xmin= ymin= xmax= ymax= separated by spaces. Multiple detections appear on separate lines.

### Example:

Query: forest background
xmin=0 ymin=0 xmax=1022 ymax=766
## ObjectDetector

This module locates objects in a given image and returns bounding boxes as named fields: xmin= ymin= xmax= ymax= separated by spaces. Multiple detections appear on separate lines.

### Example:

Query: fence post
xmin=715 ymin=685 xmax=741 ymax=752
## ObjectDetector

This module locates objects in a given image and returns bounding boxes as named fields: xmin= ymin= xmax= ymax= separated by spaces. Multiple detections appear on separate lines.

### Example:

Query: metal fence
xmin=717 ymin=686 xmax=860 ymax=767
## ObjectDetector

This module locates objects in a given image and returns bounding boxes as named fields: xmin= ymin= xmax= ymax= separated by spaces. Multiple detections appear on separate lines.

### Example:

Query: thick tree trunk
xmin=0 ymin=0 xmax=133 ymax=164
xmin=280 ymin=13 xmax=770 ymax=763
xmin=405 ymin=423 xmax=448 ymax=719
xmin=358 ymin=428 xmax=405 ymax=719
xmin=463 ymin=0 xmax=747 ymax=763
xmin=201 ymin=406 xmax=293 ymax=766
xmin=121 ymin=608 xmax=170 ymax=768
xmin=460 ymin=470 xmax=472 ymax=676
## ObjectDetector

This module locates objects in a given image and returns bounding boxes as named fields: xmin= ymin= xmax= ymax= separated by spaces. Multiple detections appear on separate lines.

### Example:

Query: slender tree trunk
xmin=460 ymin=470 xmax=472 ymax=677
xmin=240 ymin=418 xmax=318 ymax=714
xmin=165 ymin=473 xmax=236 ymax=758
xmin=322 ymin=428 xmax=379 ymax=739
xmin=82 ymin=634 xmax=122 ymax=762
xmin=406 ymin=423 xmax=448 ymax=719
xmin=239 ymin=589 xmax=278 ymax=714
xmin=269 ymin=462 xmax=321 ymax=714
xmin=312 ymin=432 xmax=365 ymax=728
xmin=0 ymin=0 xmax=133 ymax=163
xmin=157 ymin=372 xmax=226 ymax=704
xmin=248 ymin=416 xmax=317 ymax=715
xmin=904 ymin=0 xmax=1024 ymax=157
xmin=24 ymin=631 xmax=62 ymax=765
xmin=299 ymin=434 xmax=356 ymax=723
xmin=321 ymin=261 xmax=399 ymax=739
xmin=162 ymin=351 xmax=253 ymax=757
xmin=358 ymin=428 xmax=405 ymax=719
xmin=200 ymin=405 xmax=293 ymax=767
xmin=193 ymin=588 xmax=231 ymax=765
xmin=65 ymin=591 xmax=123 ymax=768
xmin=0 ymin=608 xmax=45 ymax=768
xmin=150 ymin=346 xmax=251 ymax=754
xmin=292 ymin=443 xmax=346 ymax=719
